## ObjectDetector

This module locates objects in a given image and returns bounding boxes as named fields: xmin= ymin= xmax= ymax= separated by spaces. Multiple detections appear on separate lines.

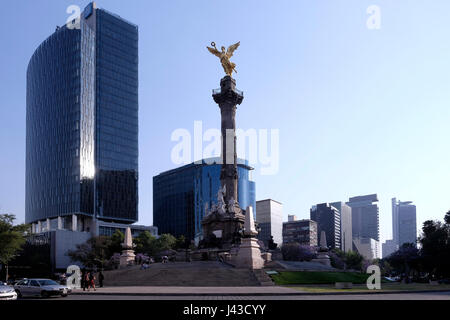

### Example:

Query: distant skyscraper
xmin=310 ymin=203 xmax=341 ymax=249
xmin=353 ymin=237 xmax=380 ymax=260
xmin=288 ymin=215 xmax=297 ymax=222
xmin=330 ymin=201 xmax=352 ymax=252
xmin=392 ymin=198 xmax=417 ymax=247
xmin=256 ymin=199 xmax=283 ymax=247
xmin=382 ymin=239 xmax=399 ymax=258
xmin=346 ymin=194 xmax=379 ymax=242
xmin=153 ymin=158 xmax=255 ymax=241
xmin=282 ymin=219 xmax=318 ymax=246
xmin=26 ymin=2 xmax=139 ymax=230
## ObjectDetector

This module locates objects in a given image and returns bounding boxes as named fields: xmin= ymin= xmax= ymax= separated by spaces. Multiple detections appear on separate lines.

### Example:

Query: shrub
xmin=281 ymin=243 xmax=316 ymax=261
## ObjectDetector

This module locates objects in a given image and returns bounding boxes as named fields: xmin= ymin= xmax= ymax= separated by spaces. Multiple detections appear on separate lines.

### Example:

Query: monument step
xmin=252 ymin=269 xmax=275 ymax=286
xmin=102 ymin=261 xmax=261 ymax=287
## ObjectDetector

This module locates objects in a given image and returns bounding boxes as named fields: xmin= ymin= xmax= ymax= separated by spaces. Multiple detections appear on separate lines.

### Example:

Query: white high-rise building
xmin=256 ymin=199 xmax=283 ymax=247
xmin=330 ymin=201 xmax=353 ymax=253
xmin=353 ymin=237 xmax=380 ymax=260
xmin=392 ymin=198 xmax=417 ymax=247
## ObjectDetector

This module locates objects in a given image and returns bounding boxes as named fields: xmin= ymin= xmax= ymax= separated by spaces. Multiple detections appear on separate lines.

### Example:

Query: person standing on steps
xmin=98 ymin=271 xmax=104 ymax=288
xmin=83 ymin=271 xmax=90 ymax=291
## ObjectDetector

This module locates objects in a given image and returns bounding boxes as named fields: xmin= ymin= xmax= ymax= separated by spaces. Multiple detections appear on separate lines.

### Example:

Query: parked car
xmin=0 ymin=283 xmax=17 ymax=300
xmin=14 ymin=279 xmax=71 ymax=298
xmin=384 ymin=276 xmax=400 ymax=282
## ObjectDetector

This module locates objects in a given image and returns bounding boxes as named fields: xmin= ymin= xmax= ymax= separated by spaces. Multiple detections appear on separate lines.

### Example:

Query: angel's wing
xmin=207 ymin=46 xmax=221 ymax=58
xmin=226 ymin=41 xmax=240 ymax=58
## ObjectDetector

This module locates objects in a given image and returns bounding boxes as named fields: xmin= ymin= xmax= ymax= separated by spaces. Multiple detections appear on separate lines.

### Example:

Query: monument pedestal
xmin=201 ymin=210 xmax=245 ymax=248
xmin=234 ymin=237 xmax=264 ymax=269
xmin=119 ymin=250 xmax=136 ymax=267
xmin=312 ymin=230 xmax=331 ymax=266
xmin=232 ymin=206 xmax=265 ymax=269
xmin=119 ymin=227 xmax=136 ymax=268
xmin=312 ymin=252 xmax=331 ymax=267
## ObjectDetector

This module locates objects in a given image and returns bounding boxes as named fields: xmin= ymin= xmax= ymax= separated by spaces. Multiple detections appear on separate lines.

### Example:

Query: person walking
xmin=84 ymin=272 xmax=90 ymax=291
xmin=81 ymin=269 xmax=86 ymax=291
xmin=89 ymin=272 xmax=96 ymax=291
xmin=98 ymin=271 xmax=104 ymax=288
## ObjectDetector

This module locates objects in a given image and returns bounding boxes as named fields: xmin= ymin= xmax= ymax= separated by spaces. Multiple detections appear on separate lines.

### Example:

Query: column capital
xmin=212 ymin=76 xmax=243 ymax=105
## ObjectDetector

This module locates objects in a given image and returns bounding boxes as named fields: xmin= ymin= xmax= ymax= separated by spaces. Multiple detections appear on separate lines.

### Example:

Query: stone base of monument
xmin=312 ymin=253 xmax=331 ymax=267
xmin=201 ymin=213 xmax=245 ymax=250
xmin=119 ymin=250 xmax=136 ymax=268
xmin=261 ymin=252 xmax=272 ymax=263
xmin=233 ymin=237 xmax=265 ymax=269
xmin=190 ymin=248 xmax=231 ymax=261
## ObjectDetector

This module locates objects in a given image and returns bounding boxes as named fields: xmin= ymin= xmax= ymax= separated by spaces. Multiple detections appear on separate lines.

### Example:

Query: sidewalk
xmin=72 ymin=286 xmax=302 ymax=296
xmin=71 ymin=286 xmax=450 ymax=296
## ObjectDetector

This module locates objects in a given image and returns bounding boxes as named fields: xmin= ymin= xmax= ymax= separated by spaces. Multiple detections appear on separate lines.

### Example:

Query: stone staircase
xmin=252 ymin=269 xmax=275 ymax=286
xmin=103 ymin=261 xmax=262 ymax=287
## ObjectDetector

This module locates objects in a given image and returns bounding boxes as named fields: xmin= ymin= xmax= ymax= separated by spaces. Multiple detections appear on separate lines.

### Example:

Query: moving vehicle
xmin=14 ymin=279 xmax=71 ymax=298
xmin=0 ymin=283 xmax=17 ymax=300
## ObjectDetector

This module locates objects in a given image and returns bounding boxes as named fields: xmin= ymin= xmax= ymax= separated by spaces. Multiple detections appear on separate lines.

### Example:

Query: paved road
xmin=30 ymin=291 xmax=450 ymax=300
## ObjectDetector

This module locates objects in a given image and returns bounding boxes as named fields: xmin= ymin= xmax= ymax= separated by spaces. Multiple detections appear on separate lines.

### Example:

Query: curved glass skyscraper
xmin=26 ymin=2 xmax=138 ymax=230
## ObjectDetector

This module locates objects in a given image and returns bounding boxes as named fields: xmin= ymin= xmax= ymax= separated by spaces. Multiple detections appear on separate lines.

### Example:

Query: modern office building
xmin=255 ymin=199 xmax=283 ymax=247
xmin=330 ymin=201 xmax=353 ymax=252
xmin=282 ymin=219 xmax=318 ymax=246
xmin=24 ymin=3 xmax=151 ymax=269
xmin=382 ymin=239 xmax=399 ymax=258
xmin=353 ymin=237 xmax=380 ymax=260
xmin=26 ymin=2 xmax=138 ymax=230
xmin=288 ymin=215 xmax=297 ymax=222
xmin=346 ymin=194 xmax=380 ymax=242
xmin=153 ymin=158 xmax=256 ymax=241
xmin=310 ymin=203 xmax=341 ymax=249
xmin=14 ymin=223 xmax=157 ymax=271
xmin=392 ymin=198 xmax=417 ymax=247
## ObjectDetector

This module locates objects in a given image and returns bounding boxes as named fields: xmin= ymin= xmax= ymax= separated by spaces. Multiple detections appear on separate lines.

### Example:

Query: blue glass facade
xmin=153 ymin=159 xmax=256 ymax=240
xmin=26 ymin=3 xmax=138 ymax=224
xmin=94 ymin=8 xmax=139 ymax=223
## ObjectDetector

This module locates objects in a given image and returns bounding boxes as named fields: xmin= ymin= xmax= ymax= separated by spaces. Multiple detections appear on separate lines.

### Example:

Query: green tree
xmin=386 ymin=243 xmax=420 ymax=280
xmin=68 ymin=236 xmax=112 ymax=269
xmin=108 ymin=229 xmax=124 ymax=256
xmin=175 ymin=235 xmax=187 ymax=250
xmin=445 ymin=210 xmax=450 ymax=225
xmin=156 ymin=234 xmax=177 ymax=252
xmin=344 ymin=250 xmax=364 ymax=271
xmin=0 ymin=214 xmax=29 ymax=281
xmin=418 ymin=217 xmax=450 ymax=278
xmin=133 ymin=231 xmax=158 ymax=256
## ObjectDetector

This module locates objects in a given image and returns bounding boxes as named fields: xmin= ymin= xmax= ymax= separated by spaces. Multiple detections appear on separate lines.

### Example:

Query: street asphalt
xmin=26 ymin=290 xmax=450 ymax=300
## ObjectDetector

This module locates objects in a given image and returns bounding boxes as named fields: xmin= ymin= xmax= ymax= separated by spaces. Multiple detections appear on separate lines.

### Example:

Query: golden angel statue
xmin=207 ymin=41 xmax=240 ymax=77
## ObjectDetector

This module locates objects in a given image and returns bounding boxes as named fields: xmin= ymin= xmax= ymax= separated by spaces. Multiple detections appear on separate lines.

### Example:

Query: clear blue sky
xmin=1 ymin=1 xmax=449 ymax=245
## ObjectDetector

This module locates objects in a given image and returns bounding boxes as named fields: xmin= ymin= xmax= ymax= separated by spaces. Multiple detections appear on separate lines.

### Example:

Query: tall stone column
xmin=212 ymin=75 xmax=243 ymax=203
xmin=201 ymin=75 xmax=245 ymax=248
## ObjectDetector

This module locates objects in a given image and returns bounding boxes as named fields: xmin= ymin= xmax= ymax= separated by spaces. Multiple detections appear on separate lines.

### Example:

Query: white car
xmin=14 ymin=279 xmax=71 ymax=298
xmin=0 ymin=283 xmax=17 ymax=300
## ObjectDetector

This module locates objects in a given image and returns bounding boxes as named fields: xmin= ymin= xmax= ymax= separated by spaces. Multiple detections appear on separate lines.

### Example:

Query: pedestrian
xmin=89 ymin=272 xmax=96 ymax=291
xmin=84 ymin=272 xmax=90 ymax=291
xmin=81 ymin=270 xmax=85 ymax=291
xmin=98 ymin=271 xmax=104 ymax=288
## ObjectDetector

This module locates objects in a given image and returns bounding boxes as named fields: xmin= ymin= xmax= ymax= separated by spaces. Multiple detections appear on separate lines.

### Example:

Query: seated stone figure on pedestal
xmin=201 ymin=184 xmax=246 ymax=249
